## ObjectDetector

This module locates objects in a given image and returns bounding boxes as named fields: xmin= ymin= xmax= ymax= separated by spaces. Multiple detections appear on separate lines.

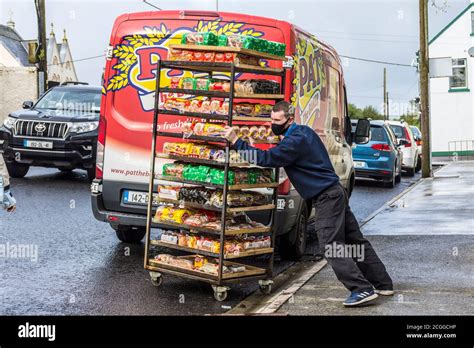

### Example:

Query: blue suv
xmin=351 ymin=120 xmax=402 ymax=188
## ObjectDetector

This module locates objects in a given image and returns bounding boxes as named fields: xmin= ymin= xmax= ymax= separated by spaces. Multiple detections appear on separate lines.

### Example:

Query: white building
xmin=429 ymin=1 xmax=474 ymax=159
xmin=47 ymin=24 xmax=78 ymax=83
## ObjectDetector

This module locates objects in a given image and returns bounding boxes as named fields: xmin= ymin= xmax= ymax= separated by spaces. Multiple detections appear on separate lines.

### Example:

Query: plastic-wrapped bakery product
xmin=248 ymin=79 xmax=280 ymax=94
xmin=163 ymin=142 xmax=193 ymax=156
xmin=209 ymin=168 xmax=235 ymax=185
xmin=162 ymin=163 xmax=186 ymax=178
xmin=234 ymin=80 xmax=254 ymax=95
xmin=195 ymin=78 xmax=210 ymax=91
xmin=247 ymin=126 xmax=259 ymax=140
xmin=234 ymin=169 xmax=249 ymax=184
xmin=170 ymin=77 xmax=181 ymax=89
xmin=254 ymin=103 xmax=273 ymax=116
xmin=203 ymin=123 xmax=225 ymax=136
xmin=218 ymin=35 xmax=228 ymax=46
xmin=160 ymin=231 xmax=179 ymax=245
xmin=189 ymin=99 xmax=201 ymax=113
xmin=183 ymin=165 xmax=210 ymax=182
xmin=238 ymin=126 xmax=250 ymax=139
xmin=181 ymin=32 xmax=218 ymax=46
xmin=158 ymin=185 xmax=181 ymax=200
xmin=183 ymin=213 xmax=209 ymax=227
xmin=181 ymin=77 xmax=195 ymax=90
xmin=233 ymin=103 xmax=255 ymax=116
xmin=202 ymin=51 xmax=215 ymax=62
xmin=200 ymin=100 xmax=211 ymax=113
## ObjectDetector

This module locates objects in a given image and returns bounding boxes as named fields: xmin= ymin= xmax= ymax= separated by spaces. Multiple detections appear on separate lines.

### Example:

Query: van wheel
xmin=6 ymin=162 xmax=29 ymax=178
xmin=278 ymin=204 xmax=308 ymax=261
xmin=113 ymin=225 xmax=146 ymax=243
xmin=86 ymin=167 xmax=96 ymax=181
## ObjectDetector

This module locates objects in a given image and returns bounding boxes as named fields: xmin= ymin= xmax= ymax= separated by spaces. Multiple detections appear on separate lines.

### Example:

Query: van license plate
xmin=23 ymin=140 xmax=53 ymax=149
xmin=123 ymin=190 xmax=160 ymax=205
xmin=354 ymin=161 xmax=366 ymax=168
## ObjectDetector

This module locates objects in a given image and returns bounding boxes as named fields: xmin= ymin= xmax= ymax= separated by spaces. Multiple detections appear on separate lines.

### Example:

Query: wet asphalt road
xmin=0 ymin=167 xmax=420 ymax=315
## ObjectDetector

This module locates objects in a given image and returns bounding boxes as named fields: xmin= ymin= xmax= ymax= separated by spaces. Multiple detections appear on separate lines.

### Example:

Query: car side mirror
xmin=354 ymin=119 xmax=370 ymax=144
xmin=398 ymin=138 xmax=409 ymax=147
xmin=22 ymin=101 xmax=34 ymax=109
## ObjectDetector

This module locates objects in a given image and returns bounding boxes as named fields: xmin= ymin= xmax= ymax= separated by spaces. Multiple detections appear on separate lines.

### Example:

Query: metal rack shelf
xmin=150 ymin=240 xmax=274 ymax=260
xmin=156 ymin=175 xmax=279 ymax=190
xmin=144 ymin=51 xmax=286 ymax=301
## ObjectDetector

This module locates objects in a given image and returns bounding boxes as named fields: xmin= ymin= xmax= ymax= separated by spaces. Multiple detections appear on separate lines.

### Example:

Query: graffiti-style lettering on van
xmin=104 ymin=20 xmax=266 ymax=112
xmin=292 ymin=37 xmax=326 ymax=128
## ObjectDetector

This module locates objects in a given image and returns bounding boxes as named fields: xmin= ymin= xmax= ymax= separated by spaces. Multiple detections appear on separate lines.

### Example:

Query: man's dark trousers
xmin=313 ymin=183 xmax=393 ymax=293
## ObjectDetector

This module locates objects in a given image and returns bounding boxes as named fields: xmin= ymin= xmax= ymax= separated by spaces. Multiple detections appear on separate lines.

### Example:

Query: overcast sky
xmin=0 ymin=0 xmax=471 ymax=115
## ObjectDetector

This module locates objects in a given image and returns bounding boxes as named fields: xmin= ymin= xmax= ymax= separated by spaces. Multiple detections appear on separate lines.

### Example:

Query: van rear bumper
xmin=92 ymin=192 xmax=147 ymax=226
xmin=91 ymin=183 xmax=303 ymax=236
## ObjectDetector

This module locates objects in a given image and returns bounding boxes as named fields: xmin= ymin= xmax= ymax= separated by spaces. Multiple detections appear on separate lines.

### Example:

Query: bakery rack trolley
xmin=143 ymin=45 xmax=288 ymax=301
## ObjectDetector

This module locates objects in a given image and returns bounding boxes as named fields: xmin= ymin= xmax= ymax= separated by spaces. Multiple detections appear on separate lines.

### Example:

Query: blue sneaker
xmin=343 ymin=289 xmax=378 ymax=307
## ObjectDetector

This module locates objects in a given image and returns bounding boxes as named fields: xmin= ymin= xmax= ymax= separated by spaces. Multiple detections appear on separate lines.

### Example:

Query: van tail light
xmin=403 ymin=127 xmax=412 ymax=147
xmin=277 ymin=168 xmax=291 ymax=195
xmin=416 ymin=140 xmax=422 ymax=146
xmin=371 ymin=143 xmax=391 ymax=152
xmin=95 ymin=115 xmax=106 ymax=180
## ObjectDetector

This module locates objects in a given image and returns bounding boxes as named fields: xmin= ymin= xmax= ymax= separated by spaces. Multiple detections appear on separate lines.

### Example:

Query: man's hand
xmin=223 ymin=126 xmax=238 ymax=145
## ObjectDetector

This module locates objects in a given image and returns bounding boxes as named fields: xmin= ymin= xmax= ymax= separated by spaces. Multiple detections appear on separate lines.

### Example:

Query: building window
xmin=449 ymin=58 xmax=467 ymax=89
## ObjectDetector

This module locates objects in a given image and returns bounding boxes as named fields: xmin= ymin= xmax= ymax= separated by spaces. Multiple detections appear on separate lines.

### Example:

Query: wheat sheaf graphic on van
xmin=104 ymin=21 xmax=265 ymax=94
xmin=105 ymin=25 xmax=170 ymax=92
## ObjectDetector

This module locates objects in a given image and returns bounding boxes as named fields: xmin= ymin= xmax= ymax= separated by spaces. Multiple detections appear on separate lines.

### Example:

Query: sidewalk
xmin=278 ymin=161 xmax=474 ymax=315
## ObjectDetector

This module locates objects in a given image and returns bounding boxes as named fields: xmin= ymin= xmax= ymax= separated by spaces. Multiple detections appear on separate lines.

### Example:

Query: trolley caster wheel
xmin=259 ymin=280 xmax=273 ymax=295
xmin=149 ymin=271 xmax=163 ymax=287
xmin=212 ymin=285 xmax=230 ymax=302
xmin=214 ymin=290 xmax=228 ymax=302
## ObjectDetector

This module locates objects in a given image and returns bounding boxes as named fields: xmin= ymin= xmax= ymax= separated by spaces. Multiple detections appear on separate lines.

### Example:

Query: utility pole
xmin=419 ymin=0 xmax=432 ymax=178
xmin=386 ymin=92 xmax=389 ymax=120
xmin=383 ymin=68 xmax=387 ymax=120
xmin=35 ymin=0 xmax=47 ymax=94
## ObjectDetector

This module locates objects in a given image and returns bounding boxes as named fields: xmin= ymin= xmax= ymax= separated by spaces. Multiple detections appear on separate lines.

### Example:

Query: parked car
xmin=387 ymin=121 xmax=419 ymax=176
xmin=410 ymin=125 xmax=422 ymax=172
xmin=351 ymin=120 xmax=403 ymax=188
xmin=0 ymin=82 xmax=102 ymax=181
xmin=91 ymin=10 xmax=370 ymax=260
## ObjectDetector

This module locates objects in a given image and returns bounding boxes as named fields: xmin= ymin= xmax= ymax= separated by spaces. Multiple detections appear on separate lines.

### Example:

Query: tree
xmin=362 ymin=105 xmax=384 ymax=120
xmin=398 ymin=113 xmax=421 ymax=128
xmin=348 ymin=103 xmax=363 ymax=119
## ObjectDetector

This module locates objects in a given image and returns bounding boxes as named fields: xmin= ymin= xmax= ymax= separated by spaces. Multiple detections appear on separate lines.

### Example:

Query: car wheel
xmin=383 ymin=167 xmax=396 ymax=188
xmin=278 ymin=204 xmax=308 ymax=261
xmin=415 ymin=155 xmax=422 ymax=173
xmin=113 ymin=225 xmax=146 ymax=243
xmin=395 ymin=162 xmax=401 ymax=183
xmin=406 ymin=166 xmax=415 ymax=177
xmin=6 ymin=162 xmax=30 ymax=178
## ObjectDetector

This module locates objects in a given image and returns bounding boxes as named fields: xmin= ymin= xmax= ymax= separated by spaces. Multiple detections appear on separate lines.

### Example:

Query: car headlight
xmin=3 ymin=117 xmax=17 ymax=129
xmin=69 ymin=121 xmax=99 ymax=134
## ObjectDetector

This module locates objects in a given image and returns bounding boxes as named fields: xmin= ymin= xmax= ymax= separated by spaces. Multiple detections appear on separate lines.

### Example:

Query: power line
xmin=340 ymin=55 xmax=413 ymax=67
xmin=47 ymin=54 xmax=105 ymax=67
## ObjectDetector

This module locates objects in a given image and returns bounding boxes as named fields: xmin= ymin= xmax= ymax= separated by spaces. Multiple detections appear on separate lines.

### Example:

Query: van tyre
xmin=6 ymin=162 xmax=29 ymax=178
xmin=113 ymin=225 xmax=146 ymax=243
xmin=279 ymin=204 xmax=308 ymax=261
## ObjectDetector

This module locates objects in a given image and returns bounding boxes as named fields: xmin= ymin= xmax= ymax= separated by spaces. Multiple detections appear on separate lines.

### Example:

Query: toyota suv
xmin=0 ymin=82 xmax=102 ymax=180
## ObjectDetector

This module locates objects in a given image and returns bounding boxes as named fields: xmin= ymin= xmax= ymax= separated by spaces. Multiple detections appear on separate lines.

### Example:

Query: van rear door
xmin=100 ymin=12 xmax=289 ymax=216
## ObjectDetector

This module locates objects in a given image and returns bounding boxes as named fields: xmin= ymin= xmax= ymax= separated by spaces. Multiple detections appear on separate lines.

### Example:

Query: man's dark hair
xmin=272 ymin=101 xmax=295 ymax=119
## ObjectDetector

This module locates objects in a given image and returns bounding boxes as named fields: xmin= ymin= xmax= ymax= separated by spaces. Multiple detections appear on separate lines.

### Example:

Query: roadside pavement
xmin=276 ymin=161 xmax=474 ymax=315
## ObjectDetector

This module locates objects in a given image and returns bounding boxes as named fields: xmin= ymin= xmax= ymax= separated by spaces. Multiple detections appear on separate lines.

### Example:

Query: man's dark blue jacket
xmin=233 ymin=123 xmax=339 ymax=200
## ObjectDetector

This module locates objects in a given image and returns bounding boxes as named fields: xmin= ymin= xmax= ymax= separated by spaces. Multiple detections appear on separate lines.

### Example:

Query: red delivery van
xmin=91 ymin=10 xmax=357 ymax=260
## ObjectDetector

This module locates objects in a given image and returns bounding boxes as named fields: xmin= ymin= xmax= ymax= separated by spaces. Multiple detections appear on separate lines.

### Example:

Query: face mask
xmin=271 ymin=118 xmax=291 ymax=136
